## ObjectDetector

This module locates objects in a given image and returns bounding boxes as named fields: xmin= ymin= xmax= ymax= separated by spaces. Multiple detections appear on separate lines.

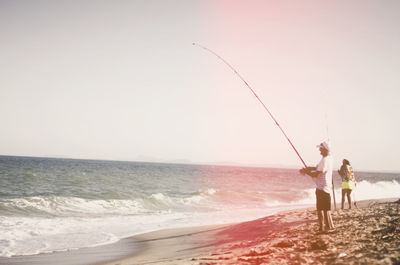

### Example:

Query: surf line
xmin=193 ymin=43 xmax=307 ymax=168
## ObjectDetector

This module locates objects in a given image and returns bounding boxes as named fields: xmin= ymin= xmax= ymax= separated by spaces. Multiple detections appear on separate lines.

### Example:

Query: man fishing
xmin=300 ymin=141 xmax=335 ymax=232
xmin=194 ymin=44 xmax=336 ymax=229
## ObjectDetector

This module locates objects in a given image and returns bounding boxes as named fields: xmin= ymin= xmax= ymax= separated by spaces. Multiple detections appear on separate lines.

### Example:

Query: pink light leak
xmin=197 ymin=1 xmax=356 ymax=168
xmin=194 ymin=1 xmax=312 ymax=167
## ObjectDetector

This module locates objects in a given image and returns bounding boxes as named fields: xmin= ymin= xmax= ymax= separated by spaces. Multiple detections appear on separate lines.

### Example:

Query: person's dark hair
xmin=343 ymin=159 xmax=350 ymax=165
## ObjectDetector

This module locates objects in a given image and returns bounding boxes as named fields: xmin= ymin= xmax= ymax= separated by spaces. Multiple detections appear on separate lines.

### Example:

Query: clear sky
xmin=1 ymin=0 xmax=399 ymax=172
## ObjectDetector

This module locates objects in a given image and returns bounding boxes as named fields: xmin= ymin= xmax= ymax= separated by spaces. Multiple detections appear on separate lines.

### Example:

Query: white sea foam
xmin=263 ymin=180 xmax=400 ymax=207
xmin=0 ymin=191 xmax=219 ymax=218
xmin=351 ymin=180 xmax=400 ymax=200
xmin=1 ymin=196 xmax=147 ymax=216
xmin=203 ymin=188 xmax=217 ymax=195
xmin=0 ymin=190 xmax=220 ymax=258
xmin=0 ymin=211 xmax=199 ymax=258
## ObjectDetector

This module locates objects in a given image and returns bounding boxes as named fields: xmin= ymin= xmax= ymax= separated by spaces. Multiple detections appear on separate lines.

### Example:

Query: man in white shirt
xmin=300 ymin=141 xmax=335 ymax=232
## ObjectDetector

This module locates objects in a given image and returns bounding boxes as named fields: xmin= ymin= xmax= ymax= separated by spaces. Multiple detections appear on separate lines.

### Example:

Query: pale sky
xmin=1 ymin=0 xmax=399 ymax=172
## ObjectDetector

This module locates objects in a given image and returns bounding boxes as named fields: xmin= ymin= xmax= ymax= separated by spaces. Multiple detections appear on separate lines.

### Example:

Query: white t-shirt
xmin=314 ymin=155 xmax=333 ymax=194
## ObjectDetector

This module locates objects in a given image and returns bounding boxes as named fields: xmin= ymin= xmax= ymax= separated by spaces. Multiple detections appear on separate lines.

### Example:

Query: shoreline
xmin=102 ymin=198 xmax=400 ymax=265
xmin=1 ymin=198 xmax=399 ymax=265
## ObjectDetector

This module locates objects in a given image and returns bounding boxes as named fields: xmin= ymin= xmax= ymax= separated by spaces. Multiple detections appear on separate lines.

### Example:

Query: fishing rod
xmin=193 ymin=43 xmax=308 ymax=168
xmin=353 ymin=188 xmax=359 ymax=209
xmin=325 ymin=110 xmax=337 ymax=210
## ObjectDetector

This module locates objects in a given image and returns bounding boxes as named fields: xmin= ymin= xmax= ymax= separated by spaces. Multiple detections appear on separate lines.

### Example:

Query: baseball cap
xmin=317 ymin=141 xmax=331 ymax=152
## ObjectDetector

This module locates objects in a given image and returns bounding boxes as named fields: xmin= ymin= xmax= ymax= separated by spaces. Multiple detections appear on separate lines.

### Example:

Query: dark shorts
xmin=316 ymin=189 xmax=331 ymax=211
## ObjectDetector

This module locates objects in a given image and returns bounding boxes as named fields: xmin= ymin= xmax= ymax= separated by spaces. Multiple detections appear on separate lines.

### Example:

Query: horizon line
xmin=0 ymin=154 xmax=398 ymax=174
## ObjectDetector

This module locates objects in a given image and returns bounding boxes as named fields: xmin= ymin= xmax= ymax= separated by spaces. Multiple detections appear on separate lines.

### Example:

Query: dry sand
xmin=102 ymin=198 xmax=400 ymax=265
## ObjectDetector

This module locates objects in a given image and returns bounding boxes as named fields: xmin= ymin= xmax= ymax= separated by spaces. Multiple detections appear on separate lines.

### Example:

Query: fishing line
xmin=193 ymin=43 xmax=307 ymax=168
xmin=353 ymin=187 xmax=359 ymax=209
xmin=325 ymin=109 xmax=337 ymax=210
xmin=325 ymin=111 xmax=330 ymax=142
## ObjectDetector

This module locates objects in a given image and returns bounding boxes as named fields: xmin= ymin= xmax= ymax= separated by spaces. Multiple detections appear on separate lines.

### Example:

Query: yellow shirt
xmin=341 ymin=165 xmax=355 ymax=190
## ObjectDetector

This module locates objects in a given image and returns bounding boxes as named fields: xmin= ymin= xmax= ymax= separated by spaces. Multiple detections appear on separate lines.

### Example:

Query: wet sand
xmin=1 ymin=198 xmax=399 ymax=265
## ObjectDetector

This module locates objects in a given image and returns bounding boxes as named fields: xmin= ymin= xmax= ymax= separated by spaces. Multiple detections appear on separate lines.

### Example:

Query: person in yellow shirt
xmin=338 ymin=159 xmax=356 ymax=209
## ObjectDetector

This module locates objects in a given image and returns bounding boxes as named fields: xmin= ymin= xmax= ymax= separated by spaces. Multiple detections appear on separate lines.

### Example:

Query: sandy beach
xmin=101 ymin=198 xmax=400 ymax=265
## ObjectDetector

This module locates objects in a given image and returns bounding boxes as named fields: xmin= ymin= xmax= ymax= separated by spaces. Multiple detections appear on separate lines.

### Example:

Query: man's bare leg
xmin=317 ymin=210 xmax=324 ymax=231
xmin=325 ymin=210 xmax=335 ymax=230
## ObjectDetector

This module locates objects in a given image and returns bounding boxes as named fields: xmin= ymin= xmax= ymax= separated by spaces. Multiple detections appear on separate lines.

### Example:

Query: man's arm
xmin=300 ymin=167 xmax=322 ymax=178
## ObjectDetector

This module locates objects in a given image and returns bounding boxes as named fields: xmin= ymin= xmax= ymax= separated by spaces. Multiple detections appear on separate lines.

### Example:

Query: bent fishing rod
xmin=193 ymin=43 xmax=308 ymax=168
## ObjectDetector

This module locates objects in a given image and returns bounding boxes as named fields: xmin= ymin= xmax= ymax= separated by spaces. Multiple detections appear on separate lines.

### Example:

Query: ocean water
xmin=0 ymin=155 xmax=399 ymax=258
